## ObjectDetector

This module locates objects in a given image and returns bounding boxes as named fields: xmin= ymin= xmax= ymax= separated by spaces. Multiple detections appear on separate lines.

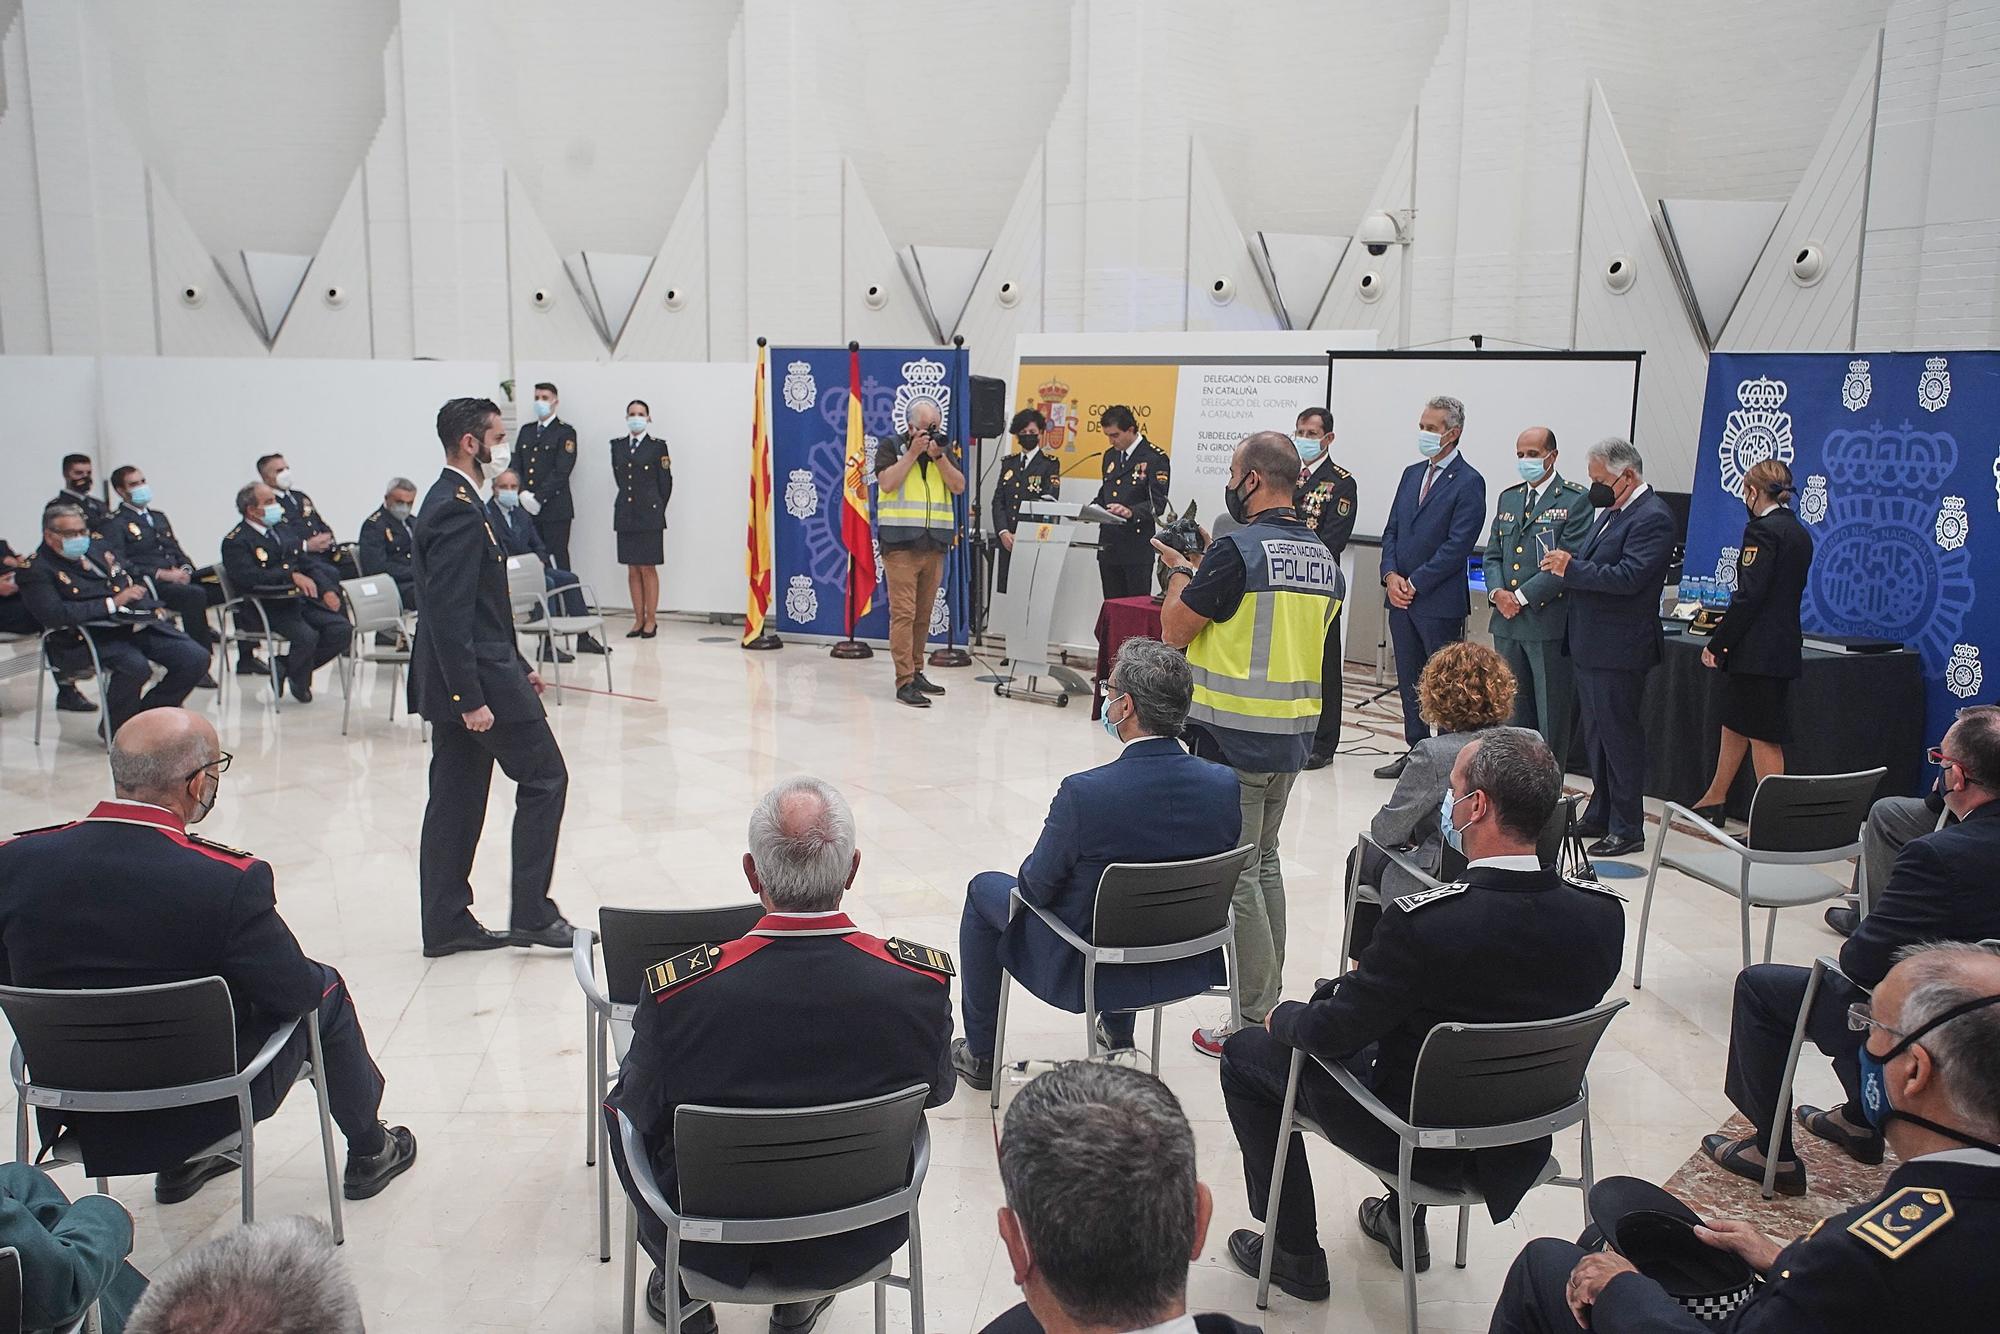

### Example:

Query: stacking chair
xmin=988 ymin=844 xmax=1255 ymax=1109
xmin=574 ymin=904 xmax=765 ymax=1261
xmin=504 ymin=556 xmax=610 ymax=704
xmin=31 ymin=628 xmax=113 ymax=767
xmin=212 ymin=566 xmax=290 ymax=716
xmin=0 ymin=1243 xmax=96 ymax=1334
xmin=1634 ymin=769 xmax=1885 ymax=986
xmin=0 ymin=978 xmax=344 ymax=1243
xmin=1255 ymin=999 xmax=1628 ymax=1334
xmin=338 ymin=576 xmax=413 ymax=735
xmin=613 ymin=1086 xmax=931 ymax=1334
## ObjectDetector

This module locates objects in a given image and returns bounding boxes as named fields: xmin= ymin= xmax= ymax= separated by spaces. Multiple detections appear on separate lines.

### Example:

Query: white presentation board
xmin=1323 ymin=350 xmax=1644 ymax=540
xmin=511 ymin=360 xmax=753 ymax=616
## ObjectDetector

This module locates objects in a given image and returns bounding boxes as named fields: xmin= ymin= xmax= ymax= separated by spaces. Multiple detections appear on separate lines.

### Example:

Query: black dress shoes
xmin=912 ymin=672 xmax=946 ymax=695
xmin=646 ymin=1269 xmax=718 ymax=1332
xmin=1587 ymin=833 xmax=1646 ymax=858
xmin=1824 ymin=905 xmax=1858 ymax=937
xmin=771 ymin=1295 xmax=837 ymax=1331
xmin=155 ymin=1153 xmax=239 ymax=1204
xmin=950 ymin=1038 xmax=993 ymax=1091
xmin=343 ymin=1123 xmax=418 ymax=1200
xmin=625 ymin=625 xmax=646 ymax=639
xmin=895 ymin=683 xmax=931 ymax=708
xmin=195 ymin=672 xmax=219 ymax=690
xmin=1358 ymin=1196 xmax=1431 ymax=1271
xmin=1225 ymin=1229 xmax=1330 ymax=1301
xmin=576 ymin=633 xmax=609 ymax=655
xmin=1372 ymin=753 xmax=1409 ymax=779
xmin=1572 ymin=819 xmax=1608 ymax=839
xmin=1690 ymin=803 xmax=1729 ymax=826
xmin=235 ymin=655 xmax=270 ymax=676
xmin=422 ymin=926 xmax=512 ymax=958
xmin=536 ymin=644 xmax=576 ymax=665
xmin=512 ymin=917 xmax=575 ymax=949
xmin=55 ymin=683 xmax=96 ymax=712
xmin=289 ymin=678 xmax=314 ymax=704
xmin=1303 ymin=752 xmax=1333 ymax=770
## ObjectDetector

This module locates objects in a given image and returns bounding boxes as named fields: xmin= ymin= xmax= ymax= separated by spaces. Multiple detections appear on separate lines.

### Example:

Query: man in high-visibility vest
xmin=875 ymin=400 xmax=966 ymax=708
xmin=1156 ymin=431 xmax=1343 ymax=1056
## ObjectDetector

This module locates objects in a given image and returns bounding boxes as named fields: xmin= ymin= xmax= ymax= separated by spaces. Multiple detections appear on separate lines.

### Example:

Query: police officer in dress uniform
xmin=255 ymin=453 xmax=352 ymax=584
xmin=1218 ymin=729 xmax=1625 ymax=1296
xmin=219 ymin=482 xmax=352 ymax=704
xmin=17 ymin=504 xmax=210 ymax=737
xmin=105 ymin=464 xmax=219 ymax=687
xmin=0 ymin=708 xmax=417 ymax=1207
xmin=993 ymin=408 xmax=1062 ymax=595
xmin=1294 ymin=408 xmax=1357 ymax=769
xmin=52 ymin=454 xmax=110 ymax=537
xmin=1489 ymin=940 xmax=2000 ymax=1334
xmin=1092 ymin=404 xmax=1172 ymax=599
xmin=409 ymin=398 xmax=573 ymax=958
xmin=1483 ymin=428 xmax=1593 ymax=773
xmin=514 ymin=381 xmax=579 ymax=571
xmin=357 ymin=476 xmax=420 ymax=614
xmin=0 ymin=538 xmax=95 ymax=714
xmin=612 ymin=400 xmax=673 ymax=638
xmin=605 ymin=777 xmax=954 ymax=1334
xmin=488 ymin=469 xmax=606 ymax=658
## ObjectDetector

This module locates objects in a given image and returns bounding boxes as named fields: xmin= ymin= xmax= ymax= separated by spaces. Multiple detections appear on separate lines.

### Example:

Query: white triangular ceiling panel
xmin=562 ymin=253 xmax=608 ymax=340
xmin=582 ymin=252 xmax=654 ymax=343
xmin=899 ymin=245 xmax=989 ymax=342
xmin=1659 ymin=199 xmax=1783 ymax=346
xmin=241 ymin=250 xmax=313 ymax=343
xmin=1252 ymin=232 xmax=1350 ymax=330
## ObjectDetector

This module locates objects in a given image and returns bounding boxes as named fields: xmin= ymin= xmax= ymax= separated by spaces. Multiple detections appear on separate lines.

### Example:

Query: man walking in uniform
xmin=409 ymin=398 xmax=573 ymax=957
xmin=1155 ymin=432 xmax=1341 ymax=1056
xmin=1483 ymin=428 xmax=1592 ymax=772
xmin=1093 ymin=405 xmax=1171 ymax=599
xmin=1294 ymin=408 xmax=1357 ymax=769
xmin=514 ymin=381 xmax=578 ymax=571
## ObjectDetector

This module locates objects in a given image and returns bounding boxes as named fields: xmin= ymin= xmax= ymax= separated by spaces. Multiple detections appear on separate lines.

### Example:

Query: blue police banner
xmin=1685 ymin=352 xmax=1999 ymax=751
xmin=769 ymin=345 xmax=969 ymax=643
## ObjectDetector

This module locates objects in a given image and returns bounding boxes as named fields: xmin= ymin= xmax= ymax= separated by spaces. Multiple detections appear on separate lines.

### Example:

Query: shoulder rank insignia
xmin=1741 ymin=545 xmax=1760 ymax=566
xmin=565 ymin=439 xmax=575 ymax=452
xmin=1565 ymin=874 xmax=1628 ymax=902
xmin=1337 ymin=498 xmax=1352 ymax=516
xmin=647 ymin=945 xmax=721 ymax=995
xmin=188 ymin=832 xmax=255 ymax=859
xmin=885 ymin=938 xmax=956 ymax=977
xmin=1849 ymin=1186 xmax=1953 ymax=1259
xmin=1392 ymin=883 xmax=1467 ymax=913
xmin=128 ymin=522 xmax=141 ymax=537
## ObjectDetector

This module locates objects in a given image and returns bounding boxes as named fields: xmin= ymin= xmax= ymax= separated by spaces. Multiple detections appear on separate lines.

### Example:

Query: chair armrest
xmin=614 ymin=1108 xmax=682 ymax=1230
xmin=239 ymin=1016 xmax=304 ymax=1083
xmin=572 ymin=927 xmax=610 ymax=1012
xmin=1024 ymin=903 xmax=1095 ymax=957
xmin=1316 ymin=1051 xmax=1418 ymax=1141
xmin=1661 ymin=801 xmax=1753 ymax=857
xmin=1357 ymin=832 xmax=1446 ymax=893
xmin=1815 ymin=953 xmax=1864 ymax=994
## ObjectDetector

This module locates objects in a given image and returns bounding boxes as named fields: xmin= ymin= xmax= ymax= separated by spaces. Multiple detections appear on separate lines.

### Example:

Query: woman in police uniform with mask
xmin=1689 ymin=458 xmax=1813 ymax=823
xmin=992 ymin=408 xmax=1062 ymax=594
xmin=611 ymin=399 xmax=672 ymax=638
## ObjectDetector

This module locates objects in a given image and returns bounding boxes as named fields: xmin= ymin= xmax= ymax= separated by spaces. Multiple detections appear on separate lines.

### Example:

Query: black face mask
xmin=71 ymin=476 xmax=92 ymax=493
xmin=1018 ymin=434 xmax=1040 ymax=450
xmin=1225 ymin=475 xmax=1255 ymax=524
xmin=1587 ymin=480 xmax=1617 ymax=509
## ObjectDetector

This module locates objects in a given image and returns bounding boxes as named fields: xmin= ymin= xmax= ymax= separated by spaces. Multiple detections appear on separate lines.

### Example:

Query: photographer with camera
xmin=876 ymin=400 xmax=966 ymax=708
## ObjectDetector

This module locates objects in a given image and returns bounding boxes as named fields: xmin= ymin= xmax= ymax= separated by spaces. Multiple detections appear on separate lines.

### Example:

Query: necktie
xmin=1419 ymin=463 xmax=1438 ymax=505
xmin=1526 ymin=486 xmax=1539 ymax=513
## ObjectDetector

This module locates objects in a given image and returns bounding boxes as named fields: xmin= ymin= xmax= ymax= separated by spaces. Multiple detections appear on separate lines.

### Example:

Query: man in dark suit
xmin=356 ymin=476 xmax=419 ymax=613
xmin=16 ymin=504 xmax=210 ymax=737
xmin=1494 ymin=941 xmax=2000 ymax=1334
xmin=1219 ymin=728 xmax=1624 ymax=1296
xmin=982 ymin=1063 xmax=1254 ymax=1334
xmin=51 ymin=453 xmax=110 ymax=536
xmin=104 ymin=465 xmax=218 ymax=684
xmin=1699 ymin=704 xmax=2000 ymax=1196
xmin=409 ymin=398 xmax=572 ymax=958
xmin=488 ymin=469 xmax=606 ymax=655
xmin=255 ymin=452 xmax=351 ymax=584
xmin=605 ymin=777 xmax=953 ymax=1334
xmin=219 ymin=482 xmax=351 ymax=705
xmin=0 ymin=708 xmax=415 ymax=1205
xmin=1091 ymin=404 xmax=1172 ymax=599
xmin=1538 ymin=437 xmax=1676 ymax=857
xmin=1295 ymin=407 xmax=1358 ymax=768
xmin=1376 ymin=395 xmax=1486 ymax=778
xmin=950 ymin=638 xmax=1243 ymax=1089
xmin=513 ymin=381 xmax=578 ymax=570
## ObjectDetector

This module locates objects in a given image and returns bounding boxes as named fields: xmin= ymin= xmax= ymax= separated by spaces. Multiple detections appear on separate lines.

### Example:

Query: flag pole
xmin=831 ymin=339 xmax=874 ymax=659
xmin=928 ymin=334 xmax=973 ymax=668
xmin=743 ymin=336 xmax=783 ymax=650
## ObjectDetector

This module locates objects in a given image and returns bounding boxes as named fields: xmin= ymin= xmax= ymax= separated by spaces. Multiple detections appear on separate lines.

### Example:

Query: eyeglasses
xmin=1846 ymin=1001 xmax=1900 ymax=1037
xmin=182 ymin=751 xmax=233 ymax=784
xmin=1928 ymin=747 xmax=1964 ymax=769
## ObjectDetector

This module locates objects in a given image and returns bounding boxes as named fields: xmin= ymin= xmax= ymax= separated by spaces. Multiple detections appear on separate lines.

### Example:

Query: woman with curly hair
xmin=1347 ymin=640 xmax=1518 ymax=955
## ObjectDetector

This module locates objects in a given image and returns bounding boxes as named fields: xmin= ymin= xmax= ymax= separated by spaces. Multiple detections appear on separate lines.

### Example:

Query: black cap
xmin=1588 ymin=1177 xmax=1755 ymax=1323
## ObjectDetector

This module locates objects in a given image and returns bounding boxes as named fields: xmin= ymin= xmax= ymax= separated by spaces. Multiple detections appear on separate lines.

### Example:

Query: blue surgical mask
xmin=1857 ymin=994 xmax=2000 ymax=1144
xmin=533 ymin=399 xmax=553 ymax=419
xmin=495 ymin=489 xmax=521 ymax=510
xmin=59 ymin=534 xmax=90 ymax=560
xmin=261 ymin=503 xmax=285 ymax=526
xmin=1516 ymin=456 xmax=1547 ymax=484
xmin=1294 ymin=434 xmax=1324 ymax=465
xmin=1101 ymin=691 xmax=1126 ymax=741
xmin=388 ymin=502 xmax=413 ymax=521
xmin=628 ymin=416 xmax=649 ymax=435
xmin=1417 ymin=430 xmax=1445 ymax=459
xmin=1439 ymin=787 xmax=1469 ymax=853
xmin=128 ymin=484 xmax=153 ymax=507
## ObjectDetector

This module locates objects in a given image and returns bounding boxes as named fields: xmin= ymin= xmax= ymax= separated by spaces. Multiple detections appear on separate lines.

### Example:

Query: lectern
xmin=988 ymin=501 xmax=1115 ymax=706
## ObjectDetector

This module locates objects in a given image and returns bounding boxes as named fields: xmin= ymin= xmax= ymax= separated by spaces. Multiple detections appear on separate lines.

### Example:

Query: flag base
xmin=829 ymin=639 xmax=874 ymax=659
xmin=926 ymin=647 xmax=972 ymax=667
xmin=741 ymin=632 xmax=784 ymax=652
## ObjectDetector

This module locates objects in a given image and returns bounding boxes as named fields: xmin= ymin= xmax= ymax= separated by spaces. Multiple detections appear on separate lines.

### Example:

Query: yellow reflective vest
xmin=878 ymin=451 xmax=956 ymax=547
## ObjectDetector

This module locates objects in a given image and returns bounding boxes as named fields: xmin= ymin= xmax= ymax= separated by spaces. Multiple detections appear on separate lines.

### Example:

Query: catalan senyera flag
xmin=840 ymin=344 xmax=877 ymax=628
xmin=742 ymin=343 xmax=774 ymax=644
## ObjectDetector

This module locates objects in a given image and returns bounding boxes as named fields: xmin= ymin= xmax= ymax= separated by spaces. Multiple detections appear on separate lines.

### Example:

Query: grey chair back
xmin=674 ymin=1085 xmax=928 ymax=1225
xmin=599 ymin=905 xmax=764 ymax=1008
xmin=504 ymin=556 xmax=544 ymax=615
xmin=1745 ymin=770 xmax=1886 ymax=854
xmin=341 ymin=575 xmax=405 ymax=635
xmin=1407 ymin=999 xmax=1627 ymax=1131
xmin=0 ymin=978 xmax=238 ymax=1096
xmin=0 ymin=1246 xmax=19 ymax=1334
xmin=1537 ymin=794 xmax=1580 ymax=871
xmin=1092 ymin=845 xmax=1254 ymax=949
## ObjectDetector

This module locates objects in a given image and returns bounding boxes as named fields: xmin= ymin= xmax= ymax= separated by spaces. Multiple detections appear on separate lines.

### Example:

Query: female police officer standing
xmin=612 ymin=399 xmax=672 ymax=638
xmin=1690 ymin=459 xmax=1813 ymax=822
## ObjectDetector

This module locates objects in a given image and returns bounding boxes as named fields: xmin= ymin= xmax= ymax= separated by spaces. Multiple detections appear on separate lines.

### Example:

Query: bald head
xmin=744 ymin=777 xmax=860 ymax=911
xmin=906 ymin=401 xmax=941 ymax=433
xmin=1228 ymin=431 xmax=1302 ymax=520
xmin=110 ymin=709 xmax=221 ymax=813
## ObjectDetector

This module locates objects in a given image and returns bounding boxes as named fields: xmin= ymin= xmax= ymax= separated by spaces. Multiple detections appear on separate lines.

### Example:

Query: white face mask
xmin=480 ymin=440 xmax=512 ymax=481
xmin=274 ymin=468 xmax=294 ymax=490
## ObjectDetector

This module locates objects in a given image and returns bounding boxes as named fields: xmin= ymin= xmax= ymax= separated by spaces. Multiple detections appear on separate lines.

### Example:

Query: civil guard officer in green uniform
xmin=1482 ymin=426 xmax=1593 ymax=771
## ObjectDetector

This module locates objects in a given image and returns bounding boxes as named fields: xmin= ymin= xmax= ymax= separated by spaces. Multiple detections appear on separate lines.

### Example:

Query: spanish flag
xmin=742 ymin=342 xmax=774 ymax=645
xmin=841 ymin=344 xmax=878 ymax=627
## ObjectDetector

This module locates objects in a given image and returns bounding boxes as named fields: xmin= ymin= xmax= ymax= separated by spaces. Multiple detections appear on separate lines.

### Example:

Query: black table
xmin=1631 ymin=632 xmax=1925 ymax=820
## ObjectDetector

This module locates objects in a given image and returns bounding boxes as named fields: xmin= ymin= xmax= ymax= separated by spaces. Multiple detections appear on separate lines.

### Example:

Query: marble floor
xmin=0 ymin=620 xmax=1866 ymax=1332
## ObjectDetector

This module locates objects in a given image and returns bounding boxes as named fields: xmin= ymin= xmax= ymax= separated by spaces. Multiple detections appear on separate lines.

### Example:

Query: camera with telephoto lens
xmin=1152 ymin=499 xmax=1206 ymax=600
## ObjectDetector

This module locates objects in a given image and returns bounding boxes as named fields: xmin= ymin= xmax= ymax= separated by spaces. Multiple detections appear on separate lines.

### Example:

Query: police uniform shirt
xmin=15 ymin=540 xmax=168 ymax=629
xmin=994 ymin=447 xmax=1062 ymax=534
xmin=274 ymin=488 xmax=335 ymax=546
xmin=1296 ymin=458 xmax=1358 ymax=558
xmin=358 ymin=506 xmax=415 ymax=580
xmin=107 ymin=504 xmax=193 ymax=577
xmin=49 ymin=489 xmax=111 ymax=537
xmin=1093 ymin=436 xmax=1172 ymax=561
xmin=1708 ymin=505 xmax=1813 ymax=679
xmin=514 ymin=417 xmax=579 ymax=522
xmin=407 ymin=465 xmax=541 ymax=722
xmin=220 ymin=520 xmax=307 ymax=600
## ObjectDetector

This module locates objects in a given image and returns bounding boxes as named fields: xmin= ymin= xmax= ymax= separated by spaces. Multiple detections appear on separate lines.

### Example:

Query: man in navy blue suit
xmin=951 ymin=638 xmax=1243 ymax=1089
xmin=486 ymin=469 xmax=607 ymax=659
xmin=1376 ymin=395 xmax=1487 ymax=778
xmin=1538 ymin=437 xmax=1675 ymax=857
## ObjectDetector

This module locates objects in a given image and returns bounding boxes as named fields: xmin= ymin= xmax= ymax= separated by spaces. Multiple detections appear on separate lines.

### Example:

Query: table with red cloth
xmin=1092 ymin=594 xmax=1164 ymax=718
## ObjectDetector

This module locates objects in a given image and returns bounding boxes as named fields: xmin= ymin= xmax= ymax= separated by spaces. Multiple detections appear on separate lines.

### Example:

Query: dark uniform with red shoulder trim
xmin=604 ymin=911 xmax=956 ymax=1290
xmin=0 ymin=801 xmax=390 ymax=1177
xmin=1490 ymin=1153 xmax=2000 ymax=1332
